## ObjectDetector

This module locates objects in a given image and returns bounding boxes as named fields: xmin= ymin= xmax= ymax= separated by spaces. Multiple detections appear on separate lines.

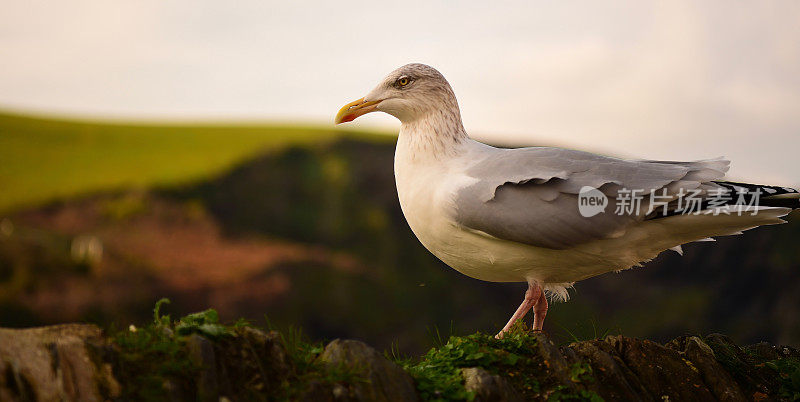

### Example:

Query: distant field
xmin=0 ymin=112 xmax=392 ymax=213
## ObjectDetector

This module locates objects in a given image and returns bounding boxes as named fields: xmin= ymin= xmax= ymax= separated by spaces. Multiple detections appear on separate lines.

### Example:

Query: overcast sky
xmin=1 ymin=1 xmax=798 ymax=185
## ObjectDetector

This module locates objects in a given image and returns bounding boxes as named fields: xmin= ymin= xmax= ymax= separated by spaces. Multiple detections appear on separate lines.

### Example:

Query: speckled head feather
xmin=366 ymin=63 xmax=459 ymax=119
xmin=336 ymin=63 xmax=467 ymax=148
xmin=362 ymin=63 xmax=467 ymax=152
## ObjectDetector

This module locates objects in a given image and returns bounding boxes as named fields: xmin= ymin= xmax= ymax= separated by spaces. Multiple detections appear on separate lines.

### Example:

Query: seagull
xmin=334 ymin=63 xmax=799 ymax=337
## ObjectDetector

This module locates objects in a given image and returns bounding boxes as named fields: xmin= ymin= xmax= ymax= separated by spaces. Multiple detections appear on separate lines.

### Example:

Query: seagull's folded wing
xmin=453 ymin=147 xmax=730 ymax=249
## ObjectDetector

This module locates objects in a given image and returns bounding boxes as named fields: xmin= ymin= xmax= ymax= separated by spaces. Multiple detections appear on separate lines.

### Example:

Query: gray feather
xmin=455 ymin=147 xmax=730 ymax=249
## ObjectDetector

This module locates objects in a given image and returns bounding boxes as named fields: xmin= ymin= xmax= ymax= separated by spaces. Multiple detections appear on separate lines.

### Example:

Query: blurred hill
xmin=0 ymin=112 xmax=799 ymax=355
xmin=0 ymin=111 xmax=391 ymax=213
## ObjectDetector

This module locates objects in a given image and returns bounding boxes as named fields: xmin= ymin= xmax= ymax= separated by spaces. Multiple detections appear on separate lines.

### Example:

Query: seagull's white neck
xmin=398 ymin=106 xmax=468 ymax=161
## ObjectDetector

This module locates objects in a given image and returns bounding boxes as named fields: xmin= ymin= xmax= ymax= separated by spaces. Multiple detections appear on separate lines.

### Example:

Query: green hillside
xmin=0 ymin=112 xmax=392 ymax=213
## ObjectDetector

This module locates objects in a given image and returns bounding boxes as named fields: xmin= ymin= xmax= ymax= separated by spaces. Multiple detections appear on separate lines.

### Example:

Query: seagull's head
xmin=335 ymin=63 xmax=460 ymax=125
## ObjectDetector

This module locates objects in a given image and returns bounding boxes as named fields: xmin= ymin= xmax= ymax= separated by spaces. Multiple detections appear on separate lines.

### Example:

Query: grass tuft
xmin=113 ymin=299 xmax=200 ymax=400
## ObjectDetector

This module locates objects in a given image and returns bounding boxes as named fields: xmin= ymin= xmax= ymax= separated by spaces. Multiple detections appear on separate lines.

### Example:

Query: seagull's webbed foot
xmin=496 ymin=280 xmax=542 ymax=338
xmin=532 ymin=289 xmax=549 ymax=332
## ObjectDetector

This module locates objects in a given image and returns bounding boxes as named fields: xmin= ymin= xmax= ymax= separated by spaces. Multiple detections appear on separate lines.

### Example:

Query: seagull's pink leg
xmin=496 ymin=280 xmax=541 ymax=338
xmin=532 ymin=289 xmax=549 ymax=332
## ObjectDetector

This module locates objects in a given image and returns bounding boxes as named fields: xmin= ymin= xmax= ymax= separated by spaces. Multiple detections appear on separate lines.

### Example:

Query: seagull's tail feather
xmin=714 ymin=181 xmax=800 ymax=209
xmin=655 ymin=205 xmax=789 ymax=252
xmin=603 ymin=206 xmax=793 ymax=276
xmin=646 ymin=181 xmax=799 ymax=220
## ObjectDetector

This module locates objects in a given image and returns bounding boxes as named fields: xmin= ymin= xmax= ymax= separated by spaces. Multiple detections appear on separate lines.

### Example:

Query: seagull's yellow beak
xmin=334 ymin=97 xmax=381 ymax=124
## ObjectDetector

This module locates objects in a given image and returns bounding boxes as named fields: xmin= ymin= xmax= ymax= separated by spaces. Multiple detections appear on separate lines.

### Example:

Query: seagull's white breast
xmin=393 ymin=133 xmax=546 ymax=283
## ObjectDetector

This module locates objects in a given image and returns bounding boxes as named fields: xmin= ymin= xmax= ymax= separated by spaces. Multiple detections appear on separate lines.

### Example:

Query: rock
xmin=0 ymin=324 xmax=119 ymax=402
xmin=296 ymin=379 xmax=337 ymax=402
xmin=318 ymin=339 xmax=419 ymax=402
xmin=566 ymin=337 xmax=651 ymax=400
xmin=743 ymin=340 xmax=800 ymax=361
xmin=239 ymin=327 xmax=292 ymax=375
xmin=212 ymin=327 xmax=292 ymax=400
xmin=186 ymin=334 xmax=219 ymax=402
xmin=604 ymin=335 xmax=717 ymax=400
xmin=703 ymin=333 xmax=796 ymax=399
xmin=562 ymin=335 xmax=753 ymax=401
xmin=0 ymin=323 xmax=796 ymax=402
xmin=531 ymin=332 xmax=578 ymax=391
xmin=462 ymin=367 xmax=523 ymax=402
xmin=667 ymin=336 xmax=747 ymax=401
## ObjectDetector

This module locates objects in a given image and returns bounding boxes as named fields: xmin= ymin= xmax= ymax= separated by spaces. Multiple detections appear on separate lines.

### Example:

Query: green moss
xmin=400 ymin=323 xmax=604 ymax=401
xmin=765 ymin=358 xmax=800 ymax=401
xmin=113 ymin=322 xmax=200 ymax=400
xmin=112 ymin=299 xmax=203 ymax=400
xmin=174 ymin=309 xmax=234 ymax=339
xmin=550 ymin=363 xmax=603 ymax=401
xmin=567 ymin=362 xmax=594 ymax=384
xmin=402 ymin=324 xmax=541 ymax=401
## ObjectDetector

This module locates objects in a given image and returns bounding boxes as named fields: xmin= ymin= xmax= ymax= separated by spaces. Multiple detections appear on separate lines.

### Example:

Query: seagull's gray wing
xmin=454 ymin=147 xmax=729 ymax=249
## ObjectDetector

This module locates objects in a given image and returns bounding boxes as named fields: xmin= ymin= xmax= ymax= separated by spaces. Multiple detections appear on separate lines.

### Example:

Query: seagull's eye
xmin=396 ymin=77 xmax=410 ymax=87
